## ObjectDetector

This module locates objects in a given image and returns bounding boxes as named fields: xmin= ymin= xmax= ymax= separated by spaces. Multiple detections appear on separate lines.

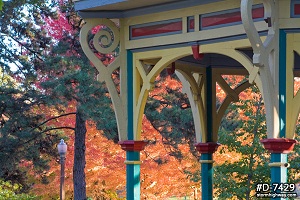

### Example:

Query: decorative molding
xmin=261 ymin=138 xmax=297 ymax=153
xmin=291 ymin=0 xmax=300 ymax=17
xmin=124 ymin=160 xmax=142 ymax=165
xmin=241 ymin=0 xmax=276 ymax=68
xmin=133 ymin=48 xmax=191 ymax=140
xmin=127 ymin=5 xmax=264 ymax=41
xmin=175 ymin=63 xmax=206 ymax=142
xmin=118 ymin=140 xmax=148 ymax=152
xmin=241 ymin=0 xmax=280 ymax=138
xmin=75 ymin=0 xmax=224 ymax=18
xmin=195 ymin=142 xmax=220 ymax=154
xmin=201 ymin=4 xmax=264 ymax=30
xmin=268 ymin=162 xmax=290 ymax=168
xmin=199 ymin=160 xmax=215 ymax=164
xmin=130 ymin=18 xmax=182 ymax=40
xmin=80 ymin=18 xmax=127 ymax=140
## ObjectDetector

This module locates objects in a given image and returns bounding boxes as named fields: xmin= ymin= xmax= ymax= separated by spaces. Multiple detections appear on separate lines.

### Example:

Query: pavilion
xmin=74 ymin=0 xmax=300 ymax=199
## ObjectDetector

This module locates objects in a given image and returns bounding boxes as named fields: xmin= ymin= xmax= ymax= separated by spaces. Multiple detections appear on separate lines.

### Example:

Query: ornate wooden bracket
xmin=241 ymin=0 xmax=280 ymax=138
xmin=80 ymin=18 xmax=127 ymax=141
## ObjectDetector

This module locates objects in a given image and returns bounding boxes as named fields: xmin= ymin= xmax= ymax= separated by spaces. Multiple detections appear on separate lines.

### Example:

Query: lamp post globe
xmin=58 ymin=139 xmax=67 ymax=157
xmin=58 ymin=139 xmax=67 ymax=200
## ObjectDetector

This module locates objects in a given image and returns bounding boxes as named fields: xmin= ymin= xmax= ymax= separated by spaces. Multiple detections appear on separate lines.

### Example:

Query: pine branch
xmin=31 ymin=112 xmax=77 ymax=132
xmin=0 ymin=33 xmax=44 ymax=61
xmin=42 ymin=126 xmax=75 ymax=133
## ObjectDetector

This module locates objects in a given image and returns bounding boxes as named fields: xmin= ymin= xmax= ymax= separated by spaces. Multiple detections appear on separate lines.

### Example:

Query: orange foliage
xmin=141 ymin=116 xmax=200 ymax=199
xmin=295 ymin=77 xmax=300 ymax=96
xmin=33 ymin=122 xmax=126 ymax=199
xmin=33 ymin=73 xmax=272 ymax=199
xmin=33 ymin=116 xmax=200 ymax=199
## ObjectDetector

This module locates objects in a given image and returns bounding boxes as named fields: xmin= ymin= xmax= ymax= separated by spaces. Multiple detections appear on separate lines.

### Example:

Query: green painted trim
xmin=270 ymin=153 xmax=288 ymax=200
xmin=127 ymin=50 xmax=134 ymax=140
xmin=206 ymin=66 xmax=213 ymax=142
xmin=201 ymin=153 xmax=214 ymax=200
xmin=279 ymin=30 xmax=287 ymax=138
xmin=126 ymin=151 xmax=141 ymax=200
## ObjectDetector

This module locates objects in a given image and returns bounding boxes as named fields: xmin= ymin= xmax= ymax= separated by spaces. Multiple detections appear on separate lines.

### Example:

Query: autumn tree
xmin=0 ymin=0 xmax=64 ymax=191
xmin=145 ymin=73 xmax=299 ymax=199
xmin=213 ymin=78 xmax=300 ymax=199
xmin=214 ymin=86 xmax=270 ymax=200
xmin=0 ymin=1 xmax=112 ymax=198
xmin=145 ymin=70 xmax=198 ymax=160
xmin=39 ymin=2 xmax=117 ymax=199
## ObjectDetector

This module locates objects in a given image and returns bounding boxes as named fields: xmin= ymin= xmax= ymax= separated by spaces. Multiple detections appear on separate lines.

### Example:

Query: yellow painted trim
xmin=175 ymin=67 xmax=207 ymax=142
xmin=124 ymin=160 xmax=142 ymax=165
xmin=133 ymin=48 xmax=191 ymax=139
xmin=216 ymin=81 xmax=252 ymax=133
xmin=286 ymin=33 xmax=300 ymax=139
xmin=80 ymin=18 xmax=128 ymax=140
xmin=182 ymin=17 xmax=187 ymax=34
xmin=279 ymin=19 xmax=300 ymax=29
xmin=131 ymin=38 xmax=263 ymax=141
xmin=199 ymin=160 xmax=214 ymax=164
xmin=125 ymin=23 xmax=267 ymax=50
xmin=194 ymin=14 xmax=200 ymax=32
xmin=123 ymin=0 xmax=265 ymax=50
xmin=268 ymin=162 xmax=290 ymax=168
xmin=124 ymin=0 xmax=261 ymax=26
xmin=278 ymin=0 xmax=291 ymax=20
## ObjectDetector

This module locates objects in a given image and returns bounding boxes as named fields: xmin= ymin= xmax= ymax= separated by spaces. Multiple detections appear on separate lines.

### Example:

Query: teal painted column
xmin=271 ymin=153 xmax=287 ymax=184
xmin=261 ymin=139 xmax=296 ymax=199
xmin=123 ymin=50 xmax=147 ymax=199
xmin=279 ymin=29 xmax=287 ymax=139
xmin=259 ymin=30 xmax=295 ymax=199
xmin=119 ymin=140 xmax=147 ymax=200
xmin=195 ymin=142 xmax=220 ymax=200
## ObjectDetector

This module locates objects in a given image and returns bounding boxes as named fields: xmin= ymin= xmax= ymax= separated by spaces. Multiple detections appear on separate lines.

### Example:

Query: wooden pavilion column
xmin=80 ymin=18 xmax=148 ymax=199
xmin=261 ymin=139 xmax=296 ymax=186
xmin=119 ymin=140 xmax=147 ymax=200
xmin=241 ymin=1 xmax=298 ymax=198
xmin=195 ymin=142 xmax=220 ymax=200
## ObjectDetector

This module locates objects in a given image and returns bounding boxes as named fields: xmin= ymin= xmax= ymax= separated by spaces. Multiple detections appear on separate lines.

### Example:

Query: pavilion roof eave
xmin=75 ymin=0 xmax=223 ymax=19
xmin=77 ymin=11 xmax=124 ymax=19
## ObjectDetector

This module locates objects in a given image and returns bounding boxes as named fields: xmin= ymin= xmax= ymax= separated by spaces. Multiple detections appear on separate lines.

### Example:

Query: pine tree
xmin=214 ymin=86 xmax=270 ymax=200
xmin=39 ymin=3 xmax=117 ymax=198
xmin=144 ymin=70 xmax=197 ymax=161
xmin=0 ymin=0 xmax=61 ymax=191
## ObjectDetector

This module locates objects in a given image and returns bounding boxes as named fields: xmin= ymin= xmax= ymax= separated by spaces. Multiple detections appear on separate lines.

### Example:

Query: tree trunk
xmin=73 ymin=111 xmax=87 ymax=200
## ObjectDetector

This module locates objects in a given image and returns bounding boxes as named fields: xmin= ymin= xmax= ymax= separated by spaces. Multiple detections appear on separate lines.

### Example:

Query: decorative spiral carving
xmin=80 ymin=18 xmax=120 ymax=59
xmin=92 ymin=20 xmax=120 ymax=54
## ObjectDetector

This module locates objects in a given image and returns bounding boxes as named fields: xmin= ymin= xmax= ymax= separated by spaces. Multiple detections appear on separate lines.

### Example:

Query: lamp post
xmin=57 ymin=139 xmax=67 ymax=200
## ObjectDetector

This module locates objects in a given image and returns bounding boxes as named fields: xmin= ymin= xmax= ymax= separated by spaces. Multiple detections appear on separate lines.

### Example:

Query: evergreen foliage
xmin=0 ymin=0 xmax=61 ymax=187
xmin=145 ymin=70 xmax=197 ymax=162
xmin=37 ymin=3 xmax=117 ymax=198
xmin=214 ymin=87 xmax=270 ymax=199
xmin=0 ymin=0 xmax=116 ymax=197
xmin=0 ymin=0 xmax=299 ymax=199
xmin=289 ymin=119 xmax=300 ymax=184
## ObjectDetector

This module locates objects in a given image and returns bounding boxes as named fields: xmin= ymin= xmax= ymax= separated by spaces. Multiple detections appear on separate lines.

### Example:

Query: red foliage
xmin=43 ymin=11 xmax=73 ymax=40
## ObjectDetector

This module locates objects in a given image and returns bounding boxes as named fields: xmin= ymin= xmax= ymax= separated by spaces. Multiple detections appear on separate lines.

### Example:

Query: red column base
xmin=118 ymin=140 xmax=148 ymax=152
xmin=195 ymin=142 xmax=220 ymax=154
xmin=261 ymin=138 xmax=297 ymax=153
